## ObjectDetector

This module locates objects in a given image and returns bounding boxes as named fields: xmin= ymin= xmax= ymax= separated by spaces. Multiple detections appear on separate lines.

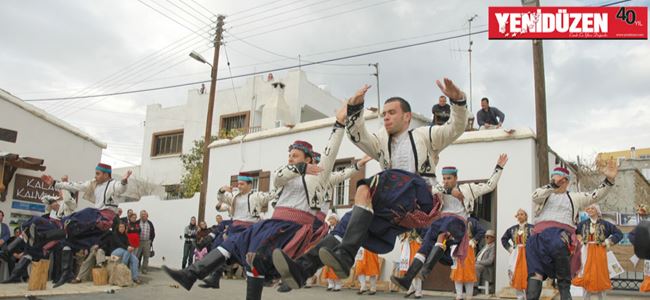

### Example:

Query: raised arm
xmin=460 ymin=154 xmax=507 ymax=201
xmin=345 ymin=85 xmax=382 ymax=160
xmin=52 ymin=179 xmax=92 ymax=193
xmin=316 ymin=121 xmax=347 ymax=184
xmin=570 ymin=158 xmax=617 ymax=210
xmin=216 ymin=186 xmax=235 ymax=212
xmin=252 ymin=189 xmax=281 ymax=210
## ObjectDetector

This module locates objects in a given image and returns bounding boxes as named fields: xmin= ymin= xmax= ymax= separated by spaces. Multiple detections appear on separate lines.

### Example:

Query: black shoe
xmin=358 ymin=289 xmax=368 ymax=295
xmin=526 ymin=278 xmax=543 ymax=300
xmin=319 ymin=206 xmax=373 ymax=278
xmin=246 ymin=276 xmax=265 ymax=300
xmin=277 ymin=282 xmax=292 ymax=293
xmin=163 ymin=249 xmax=226 ymax=291
xmin=421 ymin=245 xmax=445 ymax=278
xmin=274 ymin=235 xmax=340 ymax=290
xmin=391 ymin=258 xmax=424 ymax=291
xmin=1 ymin=256 xmax=31 ymax=283
xmin=198 ymin=270 xmax=222 ymax=289
xmin=53 ymin=249 xmax=74 ymax=288
xmin=404 ymin=291 xmax=415 ymax=298
xmin=368 ymin=290 xmax=377 ymax=295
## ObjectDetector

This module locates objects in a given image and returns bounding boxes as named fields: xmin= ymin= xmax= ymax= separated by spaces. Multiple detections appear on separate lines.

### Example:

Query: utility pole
xmin=522 ymin=0 xmax=549 ymax=185
xmin=198 ymin=15 xmax=225 ymax=223
xmin=369 ymin=63 xmax=381 ymax=124
xmin=467 ymin=14 xmax=478 ymax=114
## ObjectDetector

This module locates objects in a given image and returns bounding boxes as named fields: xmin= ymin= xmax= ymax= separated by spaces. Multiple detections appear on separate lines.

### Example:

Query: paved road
xmin=5 ymin=268 xmax=459 ymax=300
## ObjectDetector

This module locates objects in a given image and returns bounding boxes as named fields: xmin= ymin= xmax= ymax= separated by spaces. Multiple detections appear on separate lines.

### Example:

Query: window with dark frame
xmin=151 ymin=130 xmax=183 ymax=157
xmin=219 ymin=111 xmax=250 ymax=138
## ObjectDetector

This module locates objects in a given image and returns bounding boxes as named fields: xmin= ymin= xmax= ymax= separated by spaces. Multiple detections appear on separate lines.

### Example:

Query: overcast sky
xmin=1 ymin=0 xmax=649 ymax=169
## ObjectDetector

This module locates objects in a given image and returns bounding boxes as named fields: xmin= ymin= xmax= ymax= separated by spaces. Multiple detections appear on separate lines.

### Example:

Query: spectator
xmin=432 ymin=95 xmax=451 ymax=125
xmin=215 ymin=214 xmax=223 ymax=226
xmin=476 ymin=97 xmax=505 ymax=130
xmin=126 ymin=214 xmax=141 ymax=252
xmin=194 ymin=221 xmax=210 ymax=263
xmin=1 ymin=227 xmax=25 ymax=282
xmin=475 ymin=229 xmax=497 ymax=291
xmin=121 ymin=209 xmax=134 ymax=224
xmin=137 ymin=210 xmax=155 ymax=274
xmin=182 ymin=217 xmax=197 ymax=269
xmin=0 ymin=210 xmax=9 ymax=248
xmin=110 ymin=222 xmax=142 ymax=284
xmin=356 ymin=248 xmax=380 ymax=295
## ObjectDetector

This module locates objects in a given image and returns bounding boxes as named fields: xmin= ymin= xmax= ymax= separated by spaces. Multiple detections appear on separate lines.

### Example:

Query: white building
xmin=120 ymin=107 xmax=575 ymax=295
xmin=138 ymin=70 xmax=342 ymax=194
xmin=0 ymin=89 xmax=105 ymax=225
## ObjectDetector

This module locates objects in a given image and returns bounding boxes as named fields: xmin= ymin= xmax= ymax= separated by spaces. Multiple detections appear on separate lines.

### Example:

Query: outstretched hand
xmin=41 ymin=174 xmax=54 ymax=187
xmin=600 ymin=158 xmax=618 ymax=182
xmin=122 ymin=170 xmax=132 ymax=182
xmin=436 ymin=78 xmax=465 ymax=101
xmin=306 ymin=164 xmax=322 ymax=176
xmin=497 ymin=153 xmax=509 ymax=168
xmin=347 ymin=84 xmax=371 ymax=106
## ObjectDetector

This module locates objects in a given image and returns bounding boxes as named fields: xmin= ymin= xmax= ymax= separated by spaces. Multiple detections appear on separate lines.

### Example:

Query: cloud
xmin=1 ymin=0 xmax=649 ymax=168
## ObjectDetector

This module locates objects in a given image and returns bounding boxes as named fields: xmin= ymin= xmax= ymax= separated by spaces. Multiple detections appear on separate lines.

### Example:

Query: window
xmin=151 ymin=130 xmax=183 ymax=157
xmin=219 ymin=111 xmax=250 ymax=138
xmin=331 ymin=158 xmax=366 ymax=208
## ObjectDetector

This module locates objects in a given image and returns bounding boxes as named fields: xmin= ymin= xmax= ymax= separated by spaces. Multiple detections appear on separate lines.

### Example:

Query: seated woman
xmin=110 ymin=223 xmax=141 ymax=284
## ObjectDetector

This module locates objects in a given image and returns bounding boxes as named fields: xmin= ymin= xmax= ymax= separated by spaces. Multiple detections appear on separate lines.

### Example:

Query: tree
xmin=180 ymin=136 xmax=217 ymax=198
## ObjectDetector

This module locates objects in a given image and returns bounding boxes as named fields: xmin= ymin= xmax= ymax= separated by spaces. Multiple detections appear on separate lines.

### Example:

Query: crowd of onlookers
xmin=0 ymin=207 xmax=155 ymax=286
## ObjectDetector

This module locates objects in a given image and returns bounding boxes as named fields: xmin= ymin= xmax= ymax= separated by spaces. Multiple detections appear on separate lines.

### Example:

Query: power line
xmin=44 ymin=23 xmax=214 ymax=115
xmin=163 ymin=0 xmax=212 ymax=26
xmin=137 ymin=0 xmax=212 ymax=41
xmin=228 ymin=0 xmax=310 ymax=20
xmin=176 ymin=0 xmax=214 ymax=21
xmin=231 ymin=0 xmax=396 ymax=40
xmin=25 ymin=29 xmax=488 ymax=102
xmin=230 ymin=0 xmax=336 ymax=29
xmin=59 ymin=44 xmax=214 ymax=118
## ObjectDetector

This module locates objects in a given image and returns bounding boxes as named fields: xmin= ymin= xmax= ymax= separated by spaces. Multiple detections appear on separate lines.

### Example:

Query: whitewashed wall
xmin=0 ymin=95 xmax=104 ymax=220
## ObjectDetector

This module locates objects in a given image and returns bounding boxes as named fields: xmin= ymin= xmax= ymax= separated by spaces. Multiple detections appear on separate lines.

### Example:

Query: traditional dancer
xmin=450 ymin=216 xmax=486 ymax=300
xmin=274 ymin=80 xmax=468 ymax=290
xmin=398 ymin=230 xmax=423 ymax=299
xmin=355 ymin=247 xmax=380 ymax=295
xmin=501 ymin=209 xmax=534 ymax=300
xmin=525 ymin=159 xmax=617 ymax=300
xmin=391 ymin=154 xmax=507 ymax=291
xmin=275 ymin=155 xmax=371 ymax=293
xmin=197 ymin=172 xmax=279 ymax=289
xmin=163 ymin=110 xmax=347 ymax=300
xmin=571 ymin=204 xmax=622 ymax=300
xmin=41 ymin=163 xmax=131 ymax=213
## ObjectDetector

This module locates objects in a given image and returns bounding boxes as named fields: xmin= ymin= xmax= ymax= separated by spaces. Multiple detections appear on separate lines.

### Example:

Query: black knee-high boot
xmin=162 ymin=248 xmax=227 ymax=291
xmin=246 ymin=276 xmax=265 ymax=300
xmin=274 ymin=234 xmax=340 ymax=289
xmin=421 ymin=245 xmax=445 ymax=277
xmin=555 ymin=248 xmax=572 ymax=300
xmin=391 ymin=257 xmax=424 ymax=290
xmin=198 ymin=266 xmax=223 ymax=289
xmin=526 ymin=278 xmax=543 ymax=300
xmin=319 ymin=206 xmax=373 ymax=278
xmin=1 ymin=256 xmax=32 ymax=283
xmin=53 ymin=249 xmax=74 ymax=288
